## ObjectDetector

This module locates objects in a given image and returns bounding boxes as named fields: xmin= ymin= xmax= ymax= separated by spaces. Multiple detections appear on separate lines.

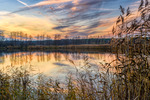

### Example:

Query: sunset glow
xmin=0 ymin=0 xmax=140 ymax=38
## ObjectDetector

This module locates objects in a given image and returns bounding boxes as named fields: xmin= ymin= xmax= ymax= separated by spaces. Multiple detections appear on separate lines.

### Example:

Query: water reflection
xmin=0 ymin=51 xmax=116 ymax=80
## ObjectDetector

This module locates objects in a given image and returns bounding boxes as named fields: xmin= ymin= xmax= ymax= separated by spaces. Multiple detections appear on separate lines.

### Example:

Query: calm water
xmin=0 ymin=51 xmax=116 ymax=80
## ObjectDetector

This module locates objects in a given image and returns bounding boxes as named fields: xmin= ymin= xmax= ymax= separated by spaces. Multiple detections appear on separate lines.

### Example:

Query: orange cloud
xmin=1 ymin=0 xmax=142 ymax=38
xmin=0 ymin=11 xmax=60 ymax=37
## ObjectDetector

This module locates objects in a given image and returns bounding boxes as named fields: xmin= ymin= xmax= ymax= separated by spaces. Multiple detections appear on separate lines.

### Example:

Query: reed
xmin=0 ymin=0 xmax=150 ymax=100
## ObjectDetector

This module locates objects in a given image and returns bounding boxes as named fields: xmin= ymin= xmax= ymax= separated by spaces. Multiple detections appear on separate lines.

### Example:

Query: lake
xmin=0 ymin=51 xmax=116 ymax=80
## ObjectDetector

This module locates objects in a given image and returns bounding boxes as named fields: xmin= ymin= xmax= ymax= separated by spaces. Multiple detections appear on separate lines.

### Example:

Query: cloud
xmin=87 ymin=22 xmax=103 ymax=29
xmin=53 ymin=25 xmax=69 ymax=30
xmin=12 ymin=0 xmax=72 ymax=13
xmin=129 ymin=0 xmax=140 ymax=9
xmin=31 ymin=0 xmax=72 ymax=7
xmin=0 ymin=11 xmax=59 ymax=37
xmin=50 ymin=0 xmax=114 ymax=31
xmin=3 ymin=0 xmax=138 ymax=37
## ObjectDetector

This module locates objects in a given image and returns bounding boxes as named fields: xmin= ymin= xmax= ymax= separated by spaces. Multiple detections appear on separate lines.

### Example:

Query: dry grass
xmin=0 ymin=0 xmax=150 ymax=100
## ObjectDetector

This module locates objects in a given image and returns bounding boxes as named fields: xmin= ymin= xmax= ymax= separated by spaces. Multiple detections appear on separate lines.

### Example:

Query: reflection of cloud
xmin=53 ymin=62 xmax=70 ymax=67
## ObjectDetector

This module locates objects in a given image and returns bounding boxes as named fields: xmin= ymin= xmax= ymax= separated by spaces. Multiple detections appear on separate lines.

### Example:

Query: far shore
xmin=0 ymin=44 xmax=111 ymax=52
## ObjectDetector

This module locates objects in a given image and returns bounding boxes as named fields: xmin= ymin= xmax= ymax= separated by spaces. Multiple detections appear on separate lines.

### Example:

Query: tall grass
xmin=110 ymin=0 xmax=150 ymax=99
xmin=0 ymin=0 xmax=150 ymax=100
xmin=0 ymin=63 xmax=112 ymax=100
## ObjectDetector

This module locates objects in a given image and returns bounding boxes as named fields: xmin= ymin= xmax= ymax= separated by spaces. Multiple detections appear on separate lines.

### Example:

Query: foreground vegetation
xmin=0 ymin=0 xmax=150 ymax=100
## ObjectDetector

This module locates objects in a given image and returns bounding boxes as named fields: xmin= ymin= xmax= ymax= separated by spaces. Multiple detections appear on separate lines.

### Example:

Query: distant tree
xmin=29 ymin=35 xmax=32 ymax=45
xmin=54 ymin=34 xmax=61 ymax=45
xmin=0 ymin=31 xmax=4 ymax=47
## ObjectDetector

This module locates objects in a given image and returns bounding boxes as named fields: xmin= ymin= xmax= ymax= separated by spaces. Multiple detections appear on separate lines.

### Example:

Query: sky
xmin=0 ymin=0 xmax=140 ymax=39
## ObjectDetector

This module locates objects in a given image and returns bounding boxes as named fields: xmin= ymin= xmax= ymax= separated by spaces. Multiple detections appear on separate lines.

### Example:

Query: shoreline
xmin=0 ymin=44 xmax=111 ymax=52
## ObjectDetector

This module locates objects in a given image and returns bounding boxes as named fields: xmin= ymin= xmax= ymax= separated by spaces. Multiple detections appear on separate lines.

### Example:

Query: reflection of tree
xmin=37 ymin=53 xmax=40 ymax=62
xmin=63 ymin=53 xmax=69 ymax=60
xmin=42 ymin=52 xmax=45 ymax=62
xmin=9 ymin=52 xmax=33 ymax=66
xmin=71 ymin=53 xmax=81 ymax=60
xmin=46 ymin=53 xmax=51 ymax=62
xmin=37 ymin=52 xmax=45 ymax=62
xmin=29 ymin=52 xmax=33 ymax=62
xmin=2 ymin=52 xmax=116 ymax=68
xmin=36 ymin=52 xmax=53 ymax=62
xmin=54 ymin=52 xmax=61 ymax=61
xmin=0 ymin=56 xmax=5 ymax=64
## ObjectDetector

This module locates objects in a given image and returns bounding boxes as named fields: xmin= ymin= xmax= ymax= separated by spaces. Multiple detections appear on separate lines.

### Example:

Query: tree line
xmin=0 ymin=32 xmax=111 ymax=48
